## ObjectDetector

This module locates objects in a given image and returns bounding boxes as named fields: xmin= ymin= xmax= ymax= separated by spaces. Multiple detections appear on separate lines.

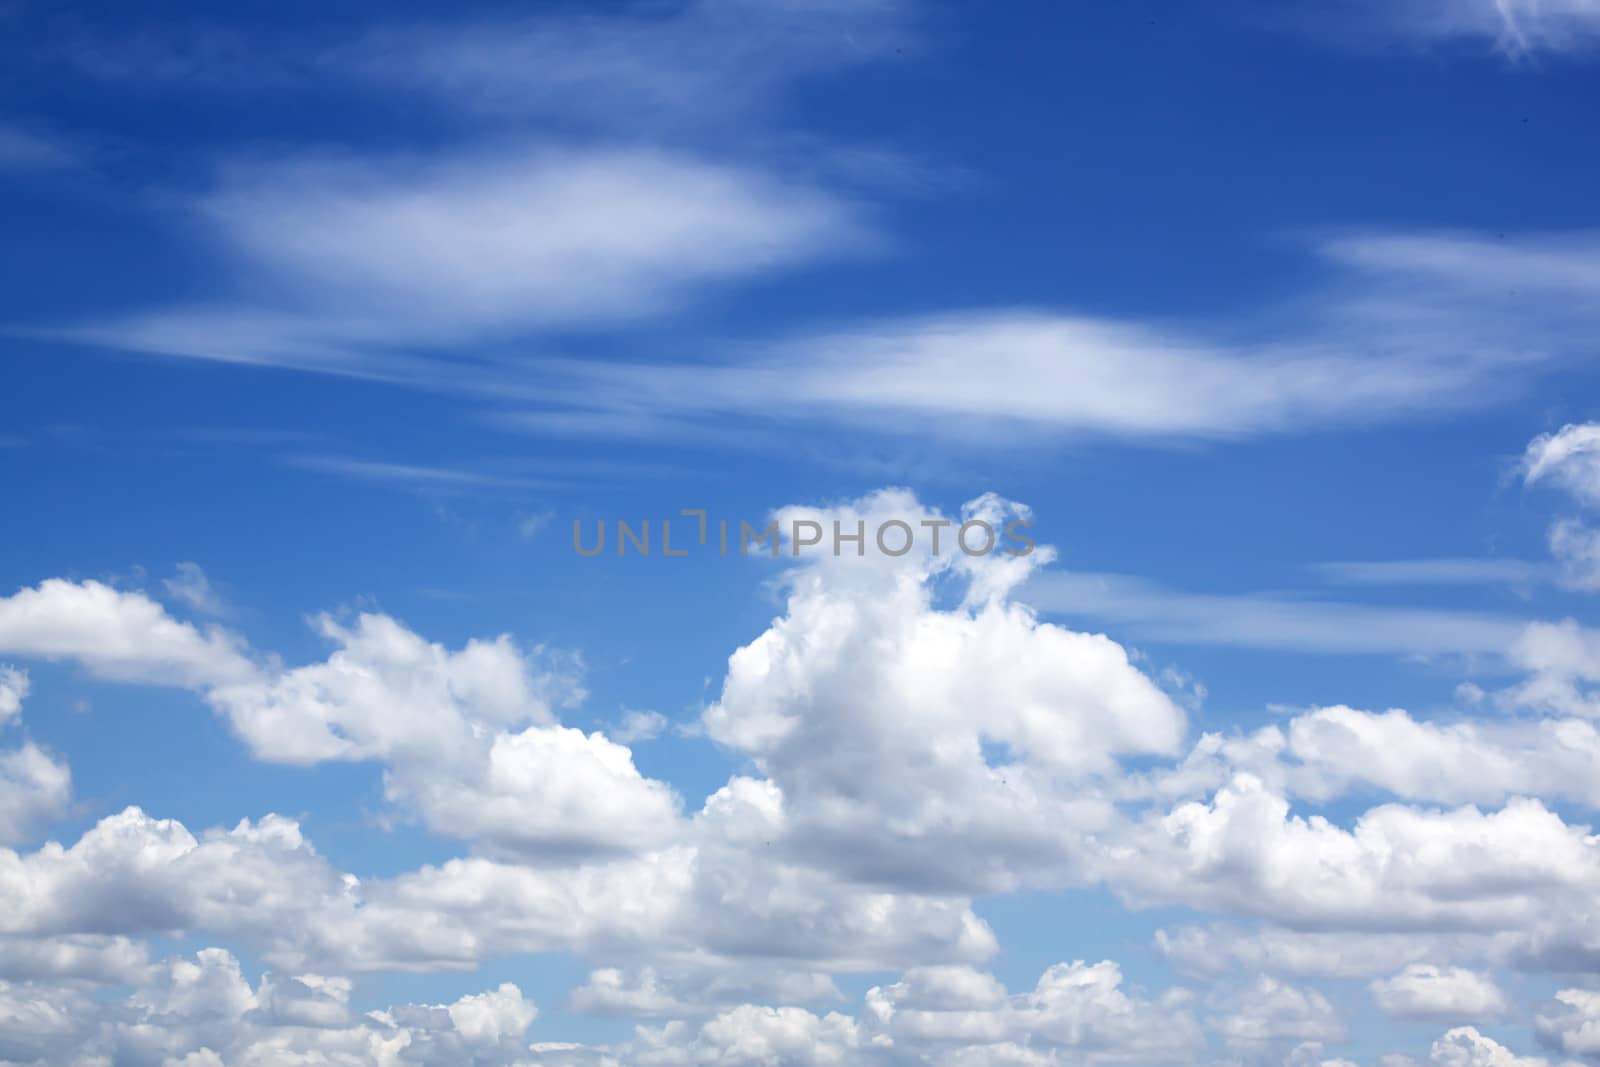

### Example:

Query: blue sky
xmin=4 ymin=1 xmax=1600 ymax=1065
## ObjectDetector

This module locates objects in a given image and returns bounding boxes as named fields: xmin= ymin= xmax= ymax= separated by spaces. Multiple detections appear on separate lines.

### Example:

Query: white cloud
xmin=0 ymin=124 xmax=75 ymax=171
xmin=1549 ymin=519 xmax=1600 ymax=591
xmin=1209 ymin=977 xmax=1347 ymax=1059
xmin=1311 ymin=558 xmax=1551 ymax=589
xmin=1027 ymin=570 xmax=1527 ymax=657
xmin=68 ymin=145 xmax=868 ymax=374
xmin=1332 ymin=0 xmax=1600 ymax=57
xmin=0 ymin=666 xmax=27 ymax=725
xmin=702 ymin=489 xmax=1184 ymax=893
xmin=1536 ymin=988 xmax=1600 ymax=1057
xmin=1157 ymin=922 xmax=1459 ymax=981
xmin=1427 ymin=1025 xmax=1576 ymax=1067
xmin=1371 ymin=965 xmax=1508 ymax=1023
xmin=1524 ymin=423 xmax=1600 ymax=509
xmin=18 ymin=488 xmax=1600 ymax=1059
xmin=1515 ymin=424 xmax=1600 ymax=593
xmin=0 ymin=945 xmax=544 ymax=1067
xmin=1276 ymin=704 xmax=1600 ymax=807
xmin=0 ymin=579 xmax=256 ymax=688
xmin=0 ymin=743 xmax=70 ymax=846
xmin=163 ymin=562 xmax=226 ymax=617
xmin=334 ymin=0 xmax=915 ymax=125
xmin=494 ymin=229 xmax=1600 ymax=443
xmin=1108 ymin=773 xmax=1600 ymax=933
xmin=1499 ymin=620 xmax=1600 ymax=718
xmin=861 ymin=960 xmax=1204 ymax=1065
xmin=611 ymin=709 xmax=669 ymax=744
xmin=0 ymin=665 xmax=69 ymax=847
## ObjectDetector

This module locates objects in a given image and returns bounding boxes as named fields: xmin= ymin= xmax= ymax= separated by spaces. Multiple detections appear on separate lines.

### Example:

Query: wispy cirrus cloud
xmin=331 ymin=0 xmax=917 ymax=128
xmin=41 ymin=225 xmax=1600 ymax=446
xmin=1311 ymin=558 xmax=1553 ymax=589
xmin=47 ymin=144 xmax=872 ymax=377
xmin=496 ymin=229 xmax=1600 ymax=444
xmin=49 ymin=0 xmax=915 ymax=127
xmin=1280 ymin=0 xmax=1600 ymax=59
xmin=1026 ymin=570 xmax=1531 ymax=659
xmin=0 ymin=123 xmax=76 ymax=171
xmin=285 ymin=455 xmax=564 ymax=492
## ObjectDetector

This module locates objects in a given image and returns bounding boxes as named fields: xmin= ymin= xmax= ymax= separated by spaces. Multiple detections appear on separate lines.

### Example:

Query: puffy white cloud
xmin=1273 ymin=705 xmax=1600 ymax=807
xmin=1109 ymin=773 xmax=1600 ymax=932
xmin=1427 ymin=1026 xmax=1577 ymax=1067
xmin=1549 ymin=519 xmax=1600 ymax=592
xmin=0 ymin=665 xmax=70 ymax=847
xmin=1208 ymin=977 xmax=1346 ymax=1060
xmin=703 ymin=489 xmax=1183 ymax=894
xmin=0 ymin=934 xmax=149 ymax=984
xmin=0 ymin=743 xmax=71 ymax=846
xmin=0 ymin=945 xmax=544 ymax=1067
xmin=630 ymin=1004 xmax=863 ymax=1067
xmin=1156 ymin=922 xmax=1458 ymax=980
xmin=1536 ymin=989 xmax=1600 ymax=1058
xmin=862 ymin=960 xmax=1204 ymax=1065
xmin=19 ymin=485 xmax=1600 ymax=1062
xmin=1371 ymin=965 xmax=1508 ymax=1023
xmin=0 ymin=665 xmax=27 ymax=725
xmin=1499 ymin=620 xmax=1600 ymax=719
xmin=0 ymin=579 xmax=256 ymax=688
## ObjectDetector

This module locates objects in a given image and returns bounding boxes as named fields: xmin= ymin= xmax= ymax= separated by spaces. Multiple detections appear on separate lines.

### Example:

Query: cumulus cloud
xmin=0 ymin=945 xmax=542 ymax=1066
xmin=0 ymin=666 xmax=27 ymax=725
xmin=1371 ymin=965 xmax=1508 ymax=1023
xmin=1426 ymin=1025 xmax=1578 ymax=1067
xmin=10 ymin=488 xmax=1600 ymax=1060
xmin=1209 ymin=977 xmax=1347 ymax=1059
xmin=702 ymin=489 xmax=1184 ymax=893
xmin=1536 ymin=988 xmax=1600 ymax=1058
xmin=0 ymin=743 xmax=71 ymax=846
xmin=0 ymin=579 xmax=256 ymax=688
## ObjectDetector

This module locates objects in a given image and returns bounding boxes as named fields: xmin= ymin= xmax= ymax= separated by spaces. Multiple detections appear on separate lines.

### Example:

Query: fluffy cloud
xmin=0 ymin=666 xmax=27 ymax=725
xmin=0 ymin=579 xmax=255 ymax=688
xmin=1209 ymin=977 xmax=1347 ymax=1060
xmin=1179 ymin=704 xmax=1600 ymax=808
xmin=704 ymin=490 xmax=1184 ymax=894
xmin=0 ymin=946 xmax=542 ymax=1067
xmin=1109 ymin=773 xmax=1600 ymax=932
xmin=13 ymin=488 xmax=1600 ymax=1062
xmin=0 ymin=665 xmax=70 ymax=846
xmin=1371 ymin=965 xmax=1508 ymax=1023
xmin=862 ymin=960 xmax=1203 ymax=1065
xmin=1426 ymin=1025 xmax=1579 ymax=1067
xmin=0 ymin=744 xmax=71 ymax=847
xmin=1536 ymin=989 xmax=1600 ymax=1058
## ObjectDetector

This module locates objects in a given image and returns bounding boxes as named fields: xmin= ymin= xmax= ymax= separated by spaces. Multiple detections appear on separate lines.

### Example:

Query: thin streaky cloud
xmin=1026 ymin=571 xmax=1531 ymax=659
xmin=1274 ymin=0 xmax=1600 ymax=59
xmin=285 ymin=456 xmax=565 ymax=492
xmin=1311 ymin=558 xmax=1553 ymax=588
xmin=46 ymin=145 xmax=872 ymax=374
xmin=0 ymin=123 xmax=76 ymax=171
